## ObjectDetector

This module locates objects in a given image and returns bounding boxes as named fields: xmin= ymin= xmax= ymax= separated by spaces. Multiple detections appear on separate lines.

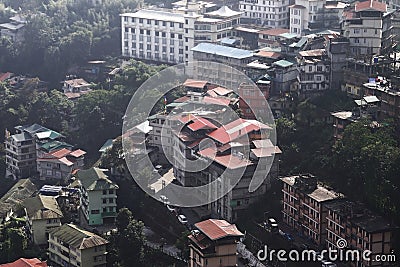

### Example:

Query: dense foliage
xmin=0 ymin=0 xmax=138 ymax=84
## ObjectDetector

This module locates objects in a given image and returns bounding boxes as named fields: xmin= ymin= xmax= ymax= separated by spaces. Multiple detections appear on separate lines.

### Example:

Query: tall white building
xmin=239 ymin=0 xmax=289 ymax=28
xmin=120 ymin=5 xmax=242 ymax=64
xmin=289 ymin=0 xmax=326 ymax=36
xmin=341 ymin=0 xmax=387 ymax=56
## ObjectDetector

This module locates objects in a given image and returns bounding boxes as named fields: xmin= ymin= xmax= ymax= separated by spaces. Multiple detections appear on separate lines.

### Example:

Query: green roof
xmin=75 ymin=167 xmax=118 ymax=191
xmin=40 ymin=140 xmax=73 ymax=152
xmin=273 ymin=60 xmax=294 ymax=68
xmin=49 ymin=224 xmax=108 ymax=249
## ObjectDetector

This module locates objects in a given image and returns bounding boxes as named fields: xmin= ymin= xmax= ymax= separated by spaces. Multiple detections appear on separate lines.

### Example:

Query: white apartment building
xmin=120 ymin=5 xmax=242 ymax=64
xmin=239 ymin=0 xmax=289 ymax=28
xmin=289 ymin=0 xmax=326 ymax=36
xmin=341 ymin=0 xmax=387 ymax=57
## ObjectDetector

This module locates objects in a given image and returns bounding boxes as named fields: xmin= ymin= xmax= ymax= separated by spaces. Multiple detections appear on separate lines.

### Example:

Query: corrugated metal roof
xmin=192 ymin=43 xmax=253 ymax=59
xmin=23 ymin=195 xmax=63 ymax=220
xmin=273 ymin=59 xmax=294 ymax=68
xmin=49 ymin=224 xmax=108 ymax=250
xmin=195 ymin=219 xmax=243 ymax=240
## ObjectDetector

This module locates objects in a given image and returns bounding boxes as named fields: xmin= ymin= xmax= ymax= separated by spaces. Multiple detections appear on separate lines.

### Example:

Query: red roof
xmin=69 ymin=149 xmax=86 ymax=158
xmin=209 ymin=86 xmax=233 ymax=96
xmin=254 ymin=50 xmax=281 ymax=59
xmin=0 ymin=72 xmax=12 ymax=82
xmin=51 ymin=148 xmax=72 ymax=158
xmin=195 ymin=219 xmax=243 ymax=241
xmin=187 ymin=117 xmax=218 ymax=131
xmin=198 ymin=147 xmax=253 ymax=169
xmin=207 ymin=118 xmax=271 ymax=145
xmin=251 ymin=146 xmax=282 ymax=158
xmin=203 ymin=96 xmax=231 ymax=106
xmin=183 ymin=79 xmax=208 ymax=89
xmin=259 ymin=28 xmax=290 ymax=36
xmin=174 ymin=95 xmax=190 ymax=103
xmin=0 ymin=258 xmax=48 ymax=267
xmin=355 ymin=0 xmax=386 ymax=12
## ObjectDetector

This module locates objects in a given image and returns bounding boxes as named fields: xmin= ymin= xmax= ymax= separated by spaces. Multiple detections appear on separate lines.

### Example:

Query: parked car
xmin=159 ymin=195 xmax=170 ymax=204
xmin=321 ymin=261 xmax=337 ymax=267
xmin=178 ymin=214 xmax=188 ymax=224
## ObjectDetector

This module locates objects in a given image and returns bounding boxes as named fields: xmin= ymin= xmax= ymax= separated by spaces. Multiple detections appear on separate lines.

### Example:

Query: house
xmin=23 ymin=195 xmax=63 ymax=246
xmin=268 ymin=59 xmax=298 ymax=95
xmin=0 ymin=179 xmax=37 ymax=219
xmin=258 ymin=28 xmax=292 ymax=49
xmin=48 ymin=224 xmax=108 ymax=267
xmin=296 ymin=49 xmax=330 ymax=98
xmin=0 ymin=14 xmax=27 ymax=42
xmin=281 ymin=174 xmax=344 ymax=246
xmin=239 ymin=0 xmax=289 ymax=28
xmin=238 ymin=82 xmax=270 ymax=119
xmin=72 ymin=167 xmax=118 ymax=226
xmin=0 ymin=258 xmax=47 ymax=267
xmin=36 ymin=148 xmax=86 ymax=181
xmin=325 ymin=199 xmax=396 ymax=267
xmin=188 ymin=219 xmax=244 ymax=267
xmin=120 ymin=5 xmax=242 ymax=64
xmin=62 ymin=78 xmax=92 ymax=100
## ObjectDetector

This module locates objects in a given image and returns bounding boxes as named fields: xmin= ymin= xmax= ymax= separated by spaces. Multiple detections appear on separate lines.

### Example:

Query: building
xmin=0 ymin=14 xmax=26 ymax=42
xmin=188 ymin=219 xmax=244 ymax=267
xmin=238 ymin=82 xmax=270 ymax=119
xmin=341 ymin=0 xmax=387 ymax=57
xmin=325 ymin=199 xmax=395 ymax=267
xmin=48 ymin=224 xmax=108 ymax=267
xmin=0 ymin=179 xmax=37 ymax=219
xmin=120 ymin=5 xmax=242 ymax=64
xmin=62 ymin=78 xmax=92 ymax=100
xmin=257 ymin=28 xmax=291 ymax=49
xmin=0 ymin=258 xmax=48 ymax=267
xmin=23 ymin=195 xmax=63 ymax=246
xmin=72 ymin=167 xmax=118 ymax=226
xmin=5 ymin=124 xmax=60 ymax=180
xmin=296 ymin=49 xmax=330 ymax=98
xmin=268 ymin=59 xmax=298 ymax=95
xmin=289 ymin=0 xmax=346 ymax=36
xmin=239 ymin=0 xmax=289 ymax=28
xmin=281 ymin=174 xmax=344 ymax=246
xmin=36 ymin=148 xmax=86 ymax=181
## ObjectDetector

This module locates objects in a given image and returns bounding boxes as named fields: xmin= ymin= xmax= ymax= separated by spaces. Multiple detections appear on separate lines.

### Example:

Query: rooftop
xmin=205 ymin=6 xmax=242 ymax=18
xmin=23 ymin=195 xmax=63 ymax=220
xmin=183 ymin=79 xmax=208 ymax=89
xmin=192 ymin=43 xmax=253 ymax=59
xmin=64 ymin=78 xmax=90 ymax=88
xmin=195 ymin=219 xmax=243 ymax=240
xmin=259 ymin=28 xmax=289 ymax=36
xmin=355 ymin=0 xmax=386 ymax=12
xmin=0 ymin=258 xmax=47 ymax=267
xmin=74 ymin=167 xmax=118 ymax=191
xmin=273 ymin=59 xmax=294 ymax=68
xmin=0 ymin=179 xmax=37 ymax=218
xmin=49 ymin=224 xmax=108 ymax=250
xmin=121 ymin=9 xmax=185 ymax=23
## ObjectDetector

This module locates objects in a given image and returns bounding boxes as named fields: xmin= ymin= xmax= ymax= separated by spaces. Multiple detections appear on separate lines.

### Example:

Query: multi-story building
xmin=239 ymin=0 xmax=289 ymax=28
xmin=325 ymin=199 xmax=395 ymax=267
xmin=120 ymin=5 xmax=242 ymax=64
xmin=72 ymin=167 xmax=118 ymax=226
xmin=289 ymin=0 xmax=346 ymax=36
xmin=48 ymin=224 xmax=108 ymax=267
xmin=341 ymin=0 xmax=387 ymax=57
xmin=36 ymin=148 xmax=86 ymax=181
xmin=5 ymin=124 xmax=62 ymax=180
xmin=268 ymin=59 xmax=298 ymax=95
xmin=296 ymin=48 xmax=330 ymax=98
xmin=62 ymin=78 xmax=92 ymax=100
xmin=188 ymin=219 xmax=244 ymax=267
xmin=281 ymin=174 xmax=344 ymax=246
xmin=5 ymin=123 xmax=85 ymax=181
xmin=238 ymin=82 xmax=270 ymax=119
xmin=23 ymin=195 xmax=63 ymax=246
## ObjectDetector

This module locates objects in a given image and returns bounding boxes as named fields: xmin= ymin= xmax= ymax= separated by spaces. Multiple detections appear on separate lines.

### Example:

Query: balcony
xmin=101 ymin=211 xmax=117 ymax=218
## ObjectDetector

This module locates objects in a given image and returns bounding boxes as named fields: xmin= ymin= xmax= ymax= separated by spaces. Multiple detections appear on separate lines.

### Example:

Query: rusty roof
xmin=183 ymin=79 xmax=208 ymax=89
xmin=195 ymin=219 xmax=243 ymax=240
xmin=355 ymin=0 xmax=386 ymax=12
xmin=0 ymin=258 xmax=48 ymax=267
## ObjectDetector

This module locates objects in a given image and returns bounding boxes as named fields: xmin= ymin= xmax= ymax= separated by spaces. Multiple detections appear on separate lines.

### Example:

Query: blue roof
xmin=273 ymin=60 xmax=294 ymax=68
xmin=192 ymin=43 xmax=253 ymax=59
xmin=220 ymin=37 xmax=238 ymax=45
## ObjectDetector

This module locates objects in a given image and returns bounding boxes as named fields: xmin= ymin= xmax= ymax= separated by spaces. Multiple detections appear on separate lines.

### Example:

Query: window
xmin=139 ymin=18 xmax=143 ymax=23
xmin=103 ymin=190 xmax=107 ymax=195
xmin=155 ymin=20 xmax=159 ymax=25
xmin=91 ymin=209 xmax=100 ymax=214
xmin=103 ymin=198 xmax=107 ymax=204
xmin=170 ymin=22 xmax=174 ymax=27
xmin=171 ymin=33 xmax=175 ymax=38
xmin=109 ymin=198 xmax=114 ymax=203
xmin=109 ymin=189 xmax=114 ymax=194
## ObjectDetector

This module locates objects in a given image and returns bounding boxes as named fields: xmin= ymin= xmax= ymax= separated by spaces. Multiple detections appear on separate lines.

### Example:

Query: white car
xmin=178 ymin=214 xmax=188 ymax=224
xmin=159 ymin=195 xmax=170 ymax=204
xmin=268 ymin=218 xmax=278 ymax=228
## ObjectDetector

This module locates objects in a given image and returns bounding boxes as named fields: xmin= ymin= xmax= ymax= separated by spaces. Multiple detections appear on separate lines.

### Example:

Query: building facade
xmin=239 ymin=0 xmax=289 ymax=28
xmin=281 ymin=174 xmax=344 ymax=246
xmin=72 ymin=168 xmax=118 ymax=226
xmin=188 ymin=219 xmax=243 ymax=267
xmin=121 ymin=5 xmax=242 ymax=64
xmin=48 ymin=224 xmax=108 ymax=267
